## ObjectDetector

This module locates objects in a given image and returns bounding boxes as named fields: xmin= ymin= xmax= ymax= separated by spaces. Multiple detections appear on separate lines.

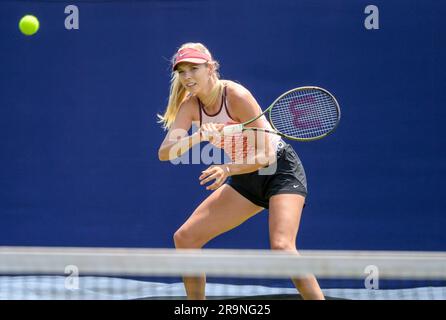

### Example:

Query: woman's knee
xmin=270 ymin=238 xmax=297 ymax=251
xmin=173 ymin=228 xmax=203 ymax=249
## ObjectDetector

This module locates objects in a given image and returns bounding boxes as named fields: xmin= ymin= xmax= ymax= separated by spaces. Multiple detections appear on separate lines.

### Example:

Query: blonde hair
xmin=157 ymin=42 xmax=223 ymax=130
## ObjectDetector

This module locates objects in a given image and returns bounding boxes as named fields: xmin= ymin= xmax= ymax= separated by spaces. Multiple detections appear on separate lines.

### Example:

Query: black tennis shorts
xmin=227 ymin=141 xmax=308 ymax=209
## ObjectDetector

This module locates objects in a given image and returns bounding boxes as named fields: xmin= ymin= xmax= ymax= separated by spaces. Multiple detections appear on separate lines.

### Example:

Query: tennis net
xmin=0 ymin=246 xmax=445 ymax=300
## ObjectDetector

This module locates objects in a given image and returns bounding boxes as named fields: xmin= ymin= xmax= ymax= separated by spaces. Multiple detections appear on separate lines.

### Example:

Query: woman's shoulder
xmin=178 ymin=94 xmax=200 ymax=119
xmin=223 ymin=80 xmax=253 ymax=103
xmin=223 ymin=80 xmax=259 ymax=121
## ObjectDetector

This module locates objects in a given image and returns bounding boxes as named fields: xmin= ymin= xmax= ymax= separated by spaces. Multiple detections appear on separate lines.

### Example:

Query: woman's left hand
xmin=199 ymin=165 xmax=230 ymax=191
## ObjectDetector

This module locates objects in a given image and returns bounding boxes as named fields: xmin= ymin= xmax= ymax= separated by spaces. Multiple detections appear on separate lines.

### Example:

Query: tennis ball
xmin=19 ymin=15 xmax=40 ymax=36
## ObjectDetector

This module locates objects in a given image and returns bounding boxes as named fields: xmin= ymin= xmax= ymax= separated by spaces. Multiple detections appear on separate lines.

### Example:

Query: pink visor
xmin=173 ymin=48 xmax=211 ymax=70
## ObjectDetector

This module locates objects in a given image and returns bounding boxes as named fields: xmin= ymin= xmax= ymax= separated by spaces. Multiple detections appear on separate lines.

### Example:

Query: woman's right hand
xmin=199 ymin=123 xmax=225 ymax=143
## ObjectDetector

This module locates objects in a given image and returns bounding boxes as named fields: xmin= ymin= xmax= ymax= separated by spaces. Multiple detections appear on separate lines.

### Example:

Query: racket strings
xmin=270 ymin=89 xmax=339 ymax=139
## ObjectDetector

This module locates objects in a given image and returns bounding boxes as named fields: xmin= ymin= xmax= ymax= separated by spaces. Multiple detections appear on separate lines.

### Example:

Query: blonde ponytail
xmin=157 ymin=73 xmax=188 ymax=130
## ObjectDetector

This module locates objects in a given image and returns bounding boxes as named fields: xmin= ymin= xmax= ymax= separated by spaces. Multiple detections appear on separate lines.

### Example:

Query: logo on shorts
xmin=293 ymin=184 xmax=299 ymax=188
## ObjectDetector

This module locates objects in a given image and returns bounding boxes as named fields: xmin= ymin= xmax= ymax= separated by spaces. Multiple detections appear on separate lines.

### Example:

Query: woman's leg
xmin=268 ymin=194 xmax=325 ymax=300
xmin=174 ymin=184 xmax=263 ymax=299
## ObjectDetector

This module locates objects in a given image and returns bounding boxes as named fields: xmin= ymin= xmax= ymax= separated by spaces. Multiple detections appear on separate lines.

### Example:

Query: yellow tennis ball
xmin=19 ymin=15 xmax=40 ymax=36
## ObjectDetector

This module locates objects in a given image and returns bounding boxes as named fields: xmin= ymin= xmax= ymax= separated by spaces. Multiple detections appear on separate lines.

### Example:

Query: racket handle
xmin=223 ymin=124 xmax=243 ymax=135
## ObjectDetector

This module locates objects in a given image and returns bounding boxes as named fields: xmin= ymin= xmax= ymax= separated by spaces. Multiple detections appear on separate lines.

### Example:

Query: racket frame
xmin=223 ymin=86 xmax=341 ymax=142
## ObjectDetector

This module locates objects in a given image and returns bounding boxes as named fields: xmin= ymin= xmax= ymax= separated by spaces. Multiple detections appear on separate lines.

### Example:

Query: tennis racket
xmin=223 ymin=86 xmax=341 ymax=141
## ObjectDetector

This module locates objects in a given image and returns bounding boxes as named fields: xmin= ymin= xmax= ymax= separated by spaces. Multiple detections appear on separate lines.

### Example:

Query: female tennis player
xmin=158 ymin=43 xmax=325 ymax=300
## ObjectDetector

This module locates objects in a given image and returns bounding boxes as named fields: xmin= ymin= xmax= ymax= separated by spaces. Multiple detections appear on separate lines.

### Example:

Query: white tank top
xmin=199 ymin=86 xmax=233 ymax=125
xmin=198 ymin=85 xmax=281 ymax=163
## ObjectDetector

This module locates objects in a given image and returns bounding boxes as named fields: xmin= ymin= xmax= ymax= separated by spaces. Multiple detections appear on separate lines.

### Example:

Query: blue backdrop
xmin=1 ymin=0 xmax=445 ymax=251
